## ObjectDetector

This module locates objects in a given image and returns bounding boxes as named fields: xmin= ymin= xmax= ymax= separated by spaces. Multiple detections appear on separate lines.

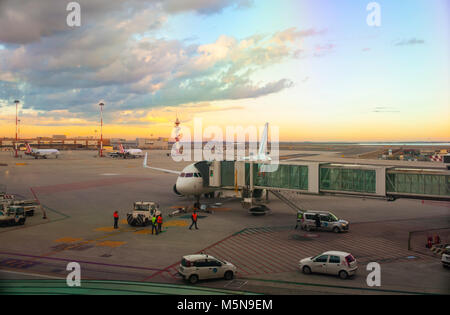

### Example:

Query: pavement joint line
xmin=0 ymin=279 xmax=258 ymax=295
xmin=0 ymin=267 xmax=66 ymax=280
xmin=219 ymin=236 xmax=278 ymax=274
xmin=244 ymin=278 xmax=442 ymax=295
xmin=0 ymin=251 xmax=164 ymax=272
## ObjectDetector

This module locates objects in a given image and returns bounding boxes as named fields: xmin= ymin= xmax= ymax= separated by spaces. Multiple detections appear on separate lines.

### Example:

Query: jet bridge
xmin=208 ymin=160 xmax=450 ymax=201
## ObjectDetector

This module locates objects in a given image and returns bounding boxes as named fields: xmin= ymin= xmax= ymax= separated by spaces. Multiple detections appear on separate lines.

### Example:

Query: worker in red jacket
xmin=113 ymin=211 xmax=119 ymax=229
xmin=157 ymin=215 xmax=163 ymax=233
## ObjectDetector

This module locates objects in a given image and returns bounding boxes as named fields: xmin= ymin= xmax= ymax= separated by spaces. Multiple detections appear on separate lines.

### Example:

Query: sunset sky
xmin=0 ymin=0 xmax=449 ymax=141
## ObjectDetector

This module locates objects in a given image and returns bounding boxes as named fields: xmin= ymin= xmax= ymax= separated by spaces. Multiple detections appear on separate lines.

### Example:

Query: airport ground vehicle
xmin=10 ymin=200 xmax=40 ymax=216
xmin=126 ymin=201 xmax=160 ymax=226
xmin=178 ymin=254 xmax=237 ymax=284
xmin=0 ymin=204 xmax=26 ymax=226
xmin=442 ymin=245 xmax=450 ymax=268
xmin=1 ymin=196 xmax=40 ymax=217
xmin=300 ymin=211 xmax=349 ymax=233
xmin=299 ymin=251 xmax=358 ymax=279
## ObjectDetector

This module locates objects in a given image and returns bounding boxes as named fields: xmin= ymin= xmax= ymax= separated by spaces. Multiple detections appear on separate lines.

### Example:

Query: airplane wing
xmin=143 ymin=153 xmax=182 ymax=175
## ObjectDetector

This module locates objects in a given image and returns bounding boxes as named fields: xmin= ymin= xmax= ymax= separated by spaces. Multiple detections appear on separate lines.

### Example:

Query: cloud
xmin=0 ymin=1 xmax=324 ymax=126
xmin=162 ymin=0 xmax=252 ymax=15
xmin=372 ymin=106 xmax=400 ymax=113
xmin=394 ymin=38 xmax=425 ymax=46
xmin=0 ymin=24 xmax=315 ymax=117
xmin=0 ymin=0 xmax=250 ymax=44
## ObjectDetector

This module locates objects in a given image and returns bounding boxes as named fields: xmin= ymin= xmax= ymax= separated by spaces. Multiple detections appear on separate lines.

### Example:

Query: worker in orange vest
xmin=189 ymin=211 xmax=199 ymax=230
xmin=434 ymin=234 xmax=441 ymax=245
xmin=157 ymin=215 xmax=163 ymax=233
xmin=113 ymin=211 xmax=119 ymax=229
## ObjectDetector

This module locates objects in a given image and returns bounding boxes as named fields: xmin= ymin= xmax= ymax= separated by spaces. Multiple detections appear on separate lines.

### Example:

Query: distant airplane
xmin=143 ymin=122 xmax=272 ymax=206
xmin=110 ymin=143 xmax=143 ymax=159
xmin=25 ymin=143 xmax=60 ymax=159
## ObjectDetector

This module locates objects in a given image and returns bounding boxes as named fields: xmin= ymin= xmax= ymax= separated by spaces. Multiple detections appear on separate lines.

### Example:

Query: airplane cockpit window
xmin=185 ymin=173 xmax=193 ymax=177
xmin=194 ymin=173 xmax=198 ymax=177
xmin=180 ymin=173 xmax=185 ymax=177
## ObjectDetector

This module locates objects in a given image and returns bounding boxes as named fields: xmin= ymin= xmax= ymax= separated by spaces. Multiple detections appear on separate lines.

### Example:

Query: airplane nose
xmin=173 ymin=184 xmax=182 ymax=196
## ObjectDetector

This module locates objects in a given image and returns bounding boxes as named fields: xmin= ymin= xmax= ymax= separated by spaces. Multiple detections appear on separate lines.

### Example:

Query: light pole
xmin=14 ymin=100 xmax=20 ymax=158
xmin=99 ymin=102 xmax=104 ymax=157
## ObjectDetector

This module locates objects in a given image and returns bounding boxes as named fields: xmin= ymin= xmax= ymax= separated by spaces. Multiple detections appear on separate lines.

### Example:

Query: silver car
xmin=299 ymin=251 xmax=358 ymax=279
xmin=300 ymin=211 xmax=349 ymax=233
xmin=178 ymin=254 xmax=237 ymax=284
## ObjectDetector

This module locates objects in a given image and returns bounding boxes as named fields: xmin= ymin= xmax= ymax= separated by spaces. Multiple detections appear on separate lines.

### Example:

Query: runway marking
xmin=54 ymin=237 xmax=83 ymax=243
xmin=0 ymin=258 xmax=41 ymax=269
xmin=134 ymin=230 xmax=154 ymax=235
xmin=164 ymin=220 xmax=189 ymax=227
xmin=96 ymin=241 xmax=126 ymax=248
xmin=95 ymin=227 xmax=118 ymax=232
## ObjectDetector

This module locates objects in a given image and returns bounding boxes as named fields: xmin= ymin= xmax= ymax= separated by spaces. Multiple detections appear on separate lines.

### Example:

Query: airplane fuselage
xmin=174 ymin=163 xmax=214 ymax=196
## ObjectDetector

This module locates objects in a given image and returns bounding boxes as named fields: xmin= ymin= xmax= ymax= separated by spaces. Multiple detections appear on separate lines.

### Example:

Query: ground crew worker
xmin=157 ymin=214 xmax=163 ymax=233
xmin=426 ymin=236 xmax=433 ymax=248
xmin=151 ymin=215 xmax=157 ymax=235
xmin=189 ymin=211 xmax=199 ymax=230
xmin=113 ymin=211 xmax=119 ymax=229
xmin=314 ymin=213 xmax=321 ymax=229
xmin=295 ymin=211 xmax=303 ymax=230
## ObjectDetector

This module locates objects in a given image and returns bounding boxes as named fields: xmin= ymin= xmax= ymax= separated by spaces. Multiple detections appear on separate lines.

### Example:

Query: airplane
xmin=25 ymin=143 xmax=60 ymax=159
xmin=109 ymin=143 xmax=143 ymax=159
xmin=143 ymin=122 xmax=272 ymax=206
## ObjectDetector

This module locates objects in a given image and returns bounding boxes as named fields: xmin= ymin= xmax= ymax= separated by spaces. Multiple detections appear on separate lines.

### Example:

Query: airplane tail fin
xmin=25 ymin=143 xmax=32 ymax=153
xmin=119 ymin=143 xmax=124 ymax=154
xmin=143 ymin=152 xmax=148 ymax=168
xmin=258 ymin=122 xmax=269 ymax=157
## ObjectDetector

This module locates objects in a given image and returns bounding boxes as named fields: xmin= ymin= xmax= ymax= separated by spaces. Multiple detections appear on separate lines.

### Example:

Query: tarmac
xmin=0 ymin=149 xmax=449 ymax=295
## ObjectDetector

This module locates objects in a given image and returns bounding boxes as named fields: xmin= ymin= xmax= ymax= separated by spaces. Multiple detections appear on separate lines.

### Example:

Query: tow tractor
xmin=9 ymin=199 xmax=40 ymax=216
xmin=0 ymin=185 xmax=40 ymax=217
xmin=0 ymin=204 xmax=26 ymax=226
xmin=126 ymin=202 xmax=160 ymax=226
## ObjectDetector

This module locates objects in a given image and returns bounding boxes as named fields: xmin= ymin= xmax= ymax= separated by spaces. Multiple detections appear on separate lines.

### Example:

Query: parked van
xmin=300 ymin=211 xmax=349 ymax=233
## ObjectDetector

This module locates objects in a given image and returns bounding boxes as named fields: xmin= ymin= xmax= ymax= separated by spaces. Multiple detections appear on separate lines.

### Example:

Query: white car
xmin=442 ymin=245 xmax=450 ymax=268
xmin=299 ymin=251 xmax=358 ymax=279
xmin=178 ymin=254 xmax=237 ymax=284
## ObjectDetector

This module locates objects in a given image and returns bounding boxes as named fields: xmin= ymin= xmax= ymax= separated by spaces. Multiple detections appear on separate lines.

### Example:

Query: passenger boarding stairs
xmin=268 ymin=189 xmax=305 ymax=213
